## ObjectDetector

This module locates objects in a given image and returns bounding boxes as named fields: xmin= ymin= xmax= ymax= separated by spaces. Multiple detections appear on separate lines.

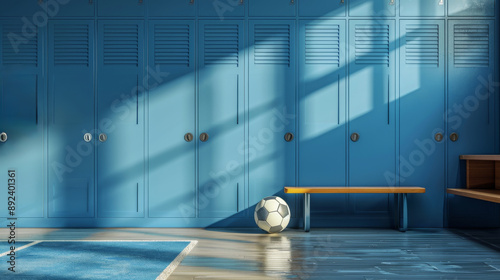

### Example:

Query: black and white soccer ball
xmin=254 ymin=196 xmax=290 ymax=233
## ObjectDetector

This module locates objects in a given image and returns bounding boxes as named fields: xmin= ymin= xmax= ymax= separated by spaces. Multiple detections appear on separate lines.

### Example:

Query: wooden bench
xmin=447 ymin=155 xmax=500 ymax=205
xmin=284 ymin=186 xmax=426 ymax=232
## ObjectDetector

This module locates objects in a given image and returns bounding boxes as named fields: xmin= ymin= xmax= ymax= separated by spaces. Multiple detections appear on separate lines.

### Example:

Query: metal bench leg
xmin=304 ymin=193 xmax=310 ymax=232
xmin=398 ymin=193 xmax=408 ymax=232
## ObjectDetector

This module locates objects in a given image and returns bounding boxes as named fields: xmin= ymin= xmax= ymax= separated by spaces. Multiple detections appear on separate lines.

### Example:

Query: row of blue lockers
xmin=0 ymin=2 xmax=499 ymax=228
xmin=0 ymin=0 xmax=496 ymax=18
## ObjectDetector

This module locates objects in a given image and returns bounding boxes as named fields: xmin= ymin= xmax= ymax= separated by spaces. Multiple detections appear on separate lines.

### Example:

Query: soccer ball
xmin=254 ymin=196 xmax=290 ymax=233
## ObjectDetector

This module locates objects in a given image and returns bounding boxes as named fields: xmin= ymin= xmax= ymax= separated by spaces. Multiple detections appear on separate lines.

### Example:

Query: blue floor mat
xmin=0 ymin=241 xmax=193 ymax=279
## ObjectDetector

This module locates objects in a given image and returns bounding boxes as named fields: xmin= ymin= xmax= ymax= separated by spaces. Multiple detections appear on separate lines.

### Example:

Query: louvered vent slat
xmin=154 ymin=24 xmax=190 ymax=66
xmin=305 ymin=24 xmax=340 ymax=66
xmin=405 ymin=24 xmax=439 ymax=66
xmin=204 ymin=24 xmax=239 ymax=66
xmin=54 ymin=24 xmax=89 ymax=66
xmin=103 ymin=24 xmax=139 ymax=66
xmin=454 ymin=24 xmax=489 ymax=67
xmin=355 ymin=24 xmax=389 ymax=66
xmin=254 ymin=24 xmax=290 ymax=66
xmin=2 ymin=24 xmax=38 ymax=66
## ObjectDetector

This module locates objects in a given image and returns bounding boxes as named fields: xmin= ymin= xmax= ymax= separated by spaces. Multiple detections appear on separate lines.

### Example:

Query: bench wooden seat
xmin=447 ymin=188 xmax=500 ymax=204
xmin=284 ymin=186 xmax=426 ymax=232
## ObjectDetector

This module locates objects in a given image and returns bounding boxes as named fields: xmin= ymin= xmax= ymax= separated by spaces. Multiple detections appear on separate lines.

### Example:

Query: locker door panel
xmin=349 ymin=0 xmax=396 ymax=17
xmin=47 ymin=20 xmax=95 ymax=218
xmin=348 ymin=20 xmax=395 ymax=213
xmin=400 ymin=20 xmax=445 ymax=227
xmin=447 ymin=20 xmax=499 ymax=226
xmin=199 ymin=0 xmax=245 ymax=17
xmin=148 ymin=0 xmax=196 ymax=17
xmin=148 ymin=21 xmax=196 ymax=218
xmin=54 ymin=0 xmax=96 ymax=17
xmin=98 ymin=0 xmax=145 ymax=17
xmin=448 ymin=0 xmax=495 ymax=17
xmin=298 ymin=20 xmax=347 ymax=215
xmin=249 ymin=0 xmax=296 ymax=17
xmin=198 ymin=21 xmax=245 ymax=218
xmin=0 ymin=0 xmax=42 ymax=17
xmin=299 ymin=0 xmax=346 ymax=17
xmin=249 ymin=20 xmax=296 ymax=210
xmin=400 ymin=0 xmax=445 ymax=17
xmin=97 ymin=21 xmax=145 ymax=218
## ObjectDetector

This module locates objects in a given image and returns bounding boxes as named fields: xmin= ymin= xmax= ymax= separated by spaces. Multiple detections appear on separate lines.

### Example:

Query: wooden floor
xmin=2 ymin=228 xmax=500 ymax=279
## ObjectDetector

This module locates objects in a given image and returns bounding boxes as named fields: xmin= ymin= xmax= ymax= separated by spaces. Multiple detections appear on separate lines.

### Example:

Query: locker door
xmin=54 ymin=0 xmax=96 ymax=17
xmin=447 ymin=20 xmax=499 ymax=226
xmin=299 ymin=0 xmax=346 ymax=17
xmin=0 ymin=22 xmax=44 ymax=218
xmin=400 ymin=0 xmax=445 ymax=17
xmin=348 ymin=20 xmax=395 ymax=215
xmin=249 ymin=0 xmax=296 ymax=17
xmin=400 ymin=20 xmax=445 ymax=227
xmin=298 ymin=20 xmax=347 ymax=216
xmin=48 ymin=20 xmax=95 ymax=218
xmin=148 ymin=20 xmax=196 ymax=218
xmin=199 ymin=0 xmax=245 ymax=17
xmin=98 ymin=0 xmax=145 ymax=17
xmin=148 ymin=0 xmax=196 ymax=17
xmin=349 ymin=0 xmax=396 ymax=17
xmin=448 ymin=0 xmax=495 ymax=17
xmin=97 ymin=21 xmax=145 ymax=218
xmin=0 ymin=0 xmax=43 ymax=17
xmin=198 ymin=20 xmax=245 ymax=218
xmin=249 ymin=20 xmax=296 ymax=208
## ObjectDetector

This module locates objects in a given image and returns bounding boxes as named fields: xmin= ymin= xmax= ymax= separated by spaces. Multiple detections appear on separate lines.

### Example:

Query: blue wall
xmin=0 ymin=0 xmax=499 ymax=228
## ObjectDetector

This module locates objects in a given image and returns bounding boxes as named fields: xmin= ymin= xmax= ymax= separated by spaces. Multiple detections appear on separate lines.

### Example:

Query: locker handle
xmin=99 ymin=133 xmax=108 ymax=143
xmin=284 ymin=133 xmax=294 ymax=142
xmin=350 ymin=133 xmax=359 ymax=142
xmin=184 ymin=133 xmax=194 ymax=142
xmin=450 ymin=133 xmax=459 ymax=142
xmin=0 ymin=132 xmax=7 ymax=143
xmin=83 ymin=133 xmax=92 ymax=143
xmin=200 ymin=133 xmax=209 ymax=142
xmin=435 ymin=133 xmax=443 ymax=142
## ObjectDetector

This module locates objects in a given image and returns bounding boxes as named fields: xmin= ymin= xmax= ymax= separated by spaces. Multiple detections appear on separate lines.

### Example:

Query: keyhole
xmin=83 ymin=133 xmax=92 ymax=143
xmin=99 ymin=133 xmax=107 ymax=142
xmin=284 ymin=133 xmax=294 ymax=142
xmin=184 ymin=133 xmax=194 ymax=142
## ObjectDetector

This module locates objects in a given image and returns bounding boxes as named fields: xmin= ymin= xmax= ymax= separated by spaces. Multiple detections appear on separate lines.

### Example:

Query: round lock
xmin=350 ymin=133 xmax=360 ymax=142
xmin=99 ymin=133 xmax=108 ymax=142
xmin=434 ymin=133 xmax=443 ymax=142
xmin=284 ymin=133 xmax=294 ymax=142
xmin=0 ymin=132 xmax=7 ymax=143
xmin=184 ymin=133 xmax=194 ymax=142
xmin=450 ymin=132 xmax=459 ymax=142
xmin=200 ymin=133 xmax=209 ymax=142
xmin=83 ymin=133 xmax=92 ymax=143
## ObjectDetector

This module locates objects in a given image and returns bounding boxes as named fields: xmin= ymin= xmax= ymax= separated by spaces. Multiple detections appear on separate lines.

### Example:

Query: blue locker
xmin=447 ymin=20 xmax=499 ymax=226
xmin=53 ymin=0 xmax=95 ymax=17
xmin=0 ymin=22 xmax=44 ymax=218
xmin=298 ymin=20 xmax=347 ymax=216
xmin=199 ymin=0 xmax=245 ymax=17
xmin=148 ymin=20 xmax=196 ymax=218
xmin=448 ymin=0 xmax=495 ymax=17
xmin=0 ymin=0 xmax=43 ymax=17
xmin=249 ymin=0 xmax=296 ymax=17
xmin=198 ymin=20 xmax=245 ymax=218
xmin=148 ymin=0 xmax=196 ymax=17
xmin=400 ymin=0 xmax=445 ymax=17
xmin=48 ymin=20 xmax=95 ymax=218
xmin=299 ymin=0 xmax=346 ymax=17
xmin=98 ymin=0 xmax=145 ymax=17
xmin=349 ymin=0 xmax=396 ymax=17
xmin=348 ymin=20 xmax=396 ymax=214
xmin=400 ymin=20 xmax=445 ymax=227
xmin=97 ymin=20 xmax=145 ymax=218
xmin=249 ymin=20 xmax=296 ymax=209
